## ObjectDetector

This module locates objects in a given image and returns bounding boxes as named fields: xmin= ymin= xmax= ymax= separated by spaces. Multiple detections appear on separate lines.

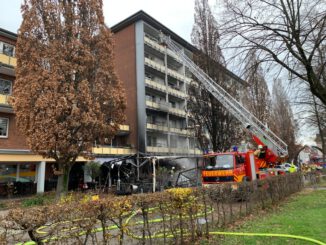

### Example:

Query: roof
xmin=111 ymin=10 xmax=196 ymax=53
xmin=110 ymin=10 xmax=247 ymax=86
xmin=0 ymin=28 xmax=17 ymax=40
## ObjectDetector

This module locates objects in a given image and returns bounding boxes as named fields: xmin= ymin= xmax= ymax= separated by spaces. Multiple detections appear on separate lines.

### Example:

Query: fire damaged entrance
xmin=100 ymin=155 xmax=201 ymax=194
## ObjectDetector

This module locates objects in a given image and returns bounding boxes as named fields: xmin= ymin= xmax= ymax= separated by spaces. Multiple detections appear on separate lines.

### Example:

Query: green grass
xmin=21 ymin=194 xmax=54 ymax=208
xmin=218 ymin=190 xmax=326 ymax=245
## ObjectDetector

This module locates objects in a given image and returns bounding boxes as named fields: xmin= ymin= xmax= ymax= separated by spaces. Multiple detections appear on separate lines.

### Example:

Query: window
xmin=2 ymin=43 xmax=14 ymax=57
xmin=213 ymin=154 xmax=234 ymax=170
xmin=0 ymin=118 xmax=9 ymax=138
xmin=0 ymin=79 xmax=12 ymax=95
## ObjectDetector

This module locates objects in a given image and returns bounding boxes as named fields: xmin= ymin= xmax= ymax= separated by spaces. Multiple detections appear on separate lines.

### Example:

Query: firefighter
xmin=254 ymin=145 xmax=267 ymax=159
xmin=289 ymin=163 xmax=297 ymax=173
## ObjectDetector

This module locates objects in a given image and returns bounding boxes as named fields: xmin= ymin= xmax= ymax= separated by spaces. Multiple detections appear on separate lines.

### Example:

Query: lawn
xmin=217 ymin=189 xmax=326 ymax=245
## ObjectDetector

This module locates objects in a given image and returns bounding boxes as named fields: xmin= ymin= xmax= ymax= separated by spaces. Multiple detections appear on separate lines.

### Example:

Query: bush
xmin=2 ymin=173 xmax=306 ymax=244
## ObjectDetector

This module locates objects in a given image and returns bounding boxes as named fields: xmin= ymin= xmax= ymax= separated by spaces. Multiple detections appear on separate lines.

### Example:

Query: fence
xmin=0 ymin=172 xmax=315 ymax=244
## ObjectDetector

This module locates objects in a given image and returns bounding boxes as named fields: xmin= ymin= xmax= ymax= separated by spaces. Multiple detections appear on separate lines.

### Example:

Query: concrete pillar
xmin=36 ymin=161 xmax=46 ymax=193
xmin=16 ymin=164 xmax=20 ymax=181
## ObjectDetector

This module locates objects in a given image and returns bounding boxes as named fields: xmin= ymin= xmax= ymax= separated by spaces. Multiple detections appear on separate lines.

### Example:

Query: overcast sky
xmin=0 ymin=0 xmax=316 ymax=146
xmin=0 ymin=0 xmax=213 ymax=42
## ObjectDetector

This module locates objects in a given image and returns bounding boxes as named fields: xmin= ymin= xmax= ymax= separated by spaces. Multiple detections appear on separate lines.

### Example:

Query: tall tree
xmin=294 ymin=86 xmax=326 ymax=163
xmin=243 ymin=51 xmax=271 ymax=124
xmin=221 ymin=0 xmax=326 ymax=105
xmin=189 ymin=0 xmax=241 ymax=152
xmin=270 ymin=80 xmax=298 ymax=160
xmin=13 ymin=0 xmax=126 ymax=195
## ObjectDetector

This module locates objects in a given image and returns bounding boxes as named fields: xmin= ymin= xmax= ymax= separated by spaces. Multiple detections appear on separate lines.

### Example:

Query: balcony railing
xmin=0 ymin=94 xmax=11 ymax=106
xmin=145 ymin=78 xmax=166 ymax=92
xmin=146 ymin=146 xmax=169 ymax=153
xmin=146 ymin=100 xmax=170 ymax=112
xmin=147 ymin=123 xmax=169 ymax=132
xmin=145 ymin=57 xmax=166 ymax=73
xmin=169 ymin=127 xmax=192 ymax=135
xmin=168 ymin=86 xmax=186 ymax=99
xmin=0 ymin=53 xmax=16 ymax=67
xmin=92 ymin=146 xmax=135 ymax=155
xmin=144 ymin=36 xmax=165 ymax=53
xmin=169 ymin=107 xmax=187 ymax=117
xmin=169 ymin=147 xmax=190 ymax=154
xmin=119 ymin=124 xmax=130 ymax=131
xmin=145 ymin=55 xmax=191 ymax=84
xmin=144 ymin=35 xmax=183 ymax=64
xmin=146 ymin=100 xmax=187 ymax=117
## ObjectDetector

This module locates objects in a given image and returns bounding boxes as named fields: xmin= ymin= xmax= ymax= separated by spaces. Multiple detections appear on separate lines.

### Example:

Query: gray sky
xmin=0 ymin=0 xmax=203 ymax=42
xmin=0 ymin=0 xmax=316 ymax=146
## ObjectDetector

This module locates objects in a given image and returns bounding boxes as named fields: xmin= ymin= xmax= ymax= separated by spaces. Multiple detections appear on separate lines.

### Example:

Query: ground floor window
xmin=0 ymin=163 xmax=36 ymax=197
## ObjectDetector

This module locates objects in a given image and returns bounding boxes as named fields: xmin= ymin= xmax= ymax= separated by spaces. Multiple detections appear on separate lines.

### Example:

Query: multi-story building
xmin=111 ymin=11 xmax=246 ymax=156
xmin=0 ymin=11 xmax=246 ymax=195
xmin=0 ymin=28 xmax=134 ymax=195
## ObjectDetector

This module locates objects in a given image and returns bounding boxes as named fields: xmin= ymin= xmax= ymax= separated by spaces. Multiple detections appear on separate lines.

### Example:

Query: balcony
xmin=146 ymin=146 xmax=169 ymax=153
xmin=147 ymin=123 xmax=169 ymax=132
xmin=0 ymin=53 xmax=16 ymax=67
xmin=144 ymin=36 xmax=165 ymax=53
xmin=169 ymin=107 xmax=187 ymax=117
xmin=146 ymin=100 xmax=170 ymax=112
xmin=145 ymin=78 xmax=166 ymax=92
xmin=169 ymin=147 xmax=190 ymax=154
xmin=169 ymin=127 xmax=192 ymax=136
xmin=167 ymin=68 xmax=191 ymax=84
xmin=168 ymin=86 xmax=186 ymax=99
xmin=145 ymin=57 xmax=165 ymax=74
xmin=146 ymin=100 xmax=187 ymax=117
xmin=144 ymin=35 xmax=182 ymax=64
xmin=189 ymin=148 xmax=203 ymax=155
xmin=119 ymin=124 xmax=130 ymax=131
xmin=92 ymin=146 xmax=135 ymax=155
xmin=0 ymin=94 xmax=11 ymax=106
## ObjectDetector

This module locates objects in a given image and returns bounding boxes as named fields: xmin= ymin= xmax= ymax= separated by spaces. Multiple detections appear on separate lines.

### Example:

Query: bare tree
xmin=294 ymin=86 xmax=326 ymax=163
xmin=13 ymin=0 xmax=126 ymax=195
xmin=270 ymin=80 xmax=298 ymax=160
xmin=189 ymin=0 xmax=242 ymax=152
xmin=243 ymin=51 xmax=271 ymax=124
xmin=220 ymin=0 xmax=326 ymax=105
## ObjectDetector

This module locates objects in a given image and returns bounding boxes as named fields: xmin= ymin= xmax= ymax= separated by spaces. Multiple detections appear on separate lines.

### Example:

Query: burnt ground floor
xmin=0 ymin=155 xmax=201 ymax=198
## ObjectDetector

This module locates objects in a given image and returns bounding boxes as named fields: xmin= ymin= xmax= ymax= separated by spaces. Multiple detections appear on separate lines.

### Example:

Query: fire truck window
xmin=214 ymin=155 xmax=234 ymax=170
xmin=236 ymin=155 xmax=245 ymax=165
xmin=209 ymin=157 xmax=215 ymax=166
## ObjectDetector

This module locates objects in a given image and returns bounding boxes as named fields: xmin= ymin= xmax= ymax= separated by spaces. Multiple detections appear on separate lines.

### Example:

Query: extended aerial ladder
xmin=159 ymin=33 xmax=288 ymax=160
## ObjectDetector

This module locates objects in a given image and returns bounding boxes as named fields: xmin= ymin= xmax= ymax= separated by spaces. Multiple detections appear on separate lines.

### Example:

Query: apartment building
xmin=0 ymin=11 xmax=246 ymax=195
xmin=111 ymin=11 xmax=246 ymax=156
xmin=0 ymin=28 xmax=134 ymax=196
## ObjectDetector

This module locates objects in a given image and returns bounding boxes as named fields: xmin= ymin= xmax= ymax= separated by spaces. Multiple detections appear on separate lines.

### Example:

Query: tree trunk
xmin=56 ymin=163 xmax=72 ymax=197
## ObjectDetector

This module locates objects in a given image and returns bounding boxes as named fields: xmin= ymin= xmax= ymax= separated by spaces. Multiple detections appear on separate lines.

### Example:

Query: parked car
xmin=274 ymin=163 xmax=298 ymax=172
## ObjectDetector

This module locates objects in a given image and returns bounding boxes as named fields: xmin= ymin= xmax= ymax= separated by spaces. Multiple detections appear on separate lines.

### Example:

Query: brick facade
xmin=113 ymin=24 xmax=138 ymax=149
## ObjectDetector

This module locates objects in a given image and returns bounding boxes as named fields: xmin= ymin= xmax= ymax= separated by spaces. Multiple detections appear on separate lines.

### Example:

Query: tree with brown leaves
xmin=13 ymin=0 xmax=126 ymax=195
